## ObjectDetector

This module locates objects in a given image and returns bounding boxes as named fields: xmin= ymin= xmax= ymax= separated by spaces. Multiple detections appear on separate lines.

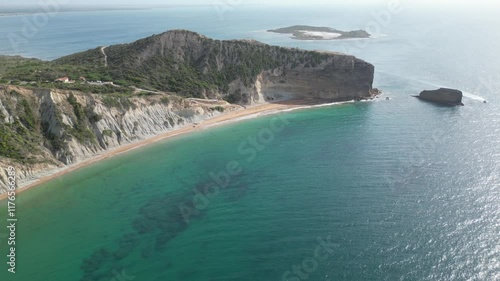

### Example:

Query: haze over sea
xmin=0 ymin=3 xmax=499 ymax=281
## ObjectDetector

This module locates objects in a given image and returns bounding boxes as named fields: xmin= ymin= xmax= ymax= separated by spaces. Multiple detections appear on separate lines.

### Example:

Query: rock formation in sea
xmin=54 ymin=30 xmax=377 ymax=104
xmin=415 ymin=88 xmax=464 ymax=106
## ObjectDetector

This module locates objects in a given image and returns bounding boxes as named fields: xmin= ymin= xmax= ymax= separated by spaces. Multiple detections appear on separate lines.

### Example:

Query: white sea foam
xmin=379 ymin=72 xmax=488 ymax=102
xmin=201 ymin=99 xmax=379 ymax=130
xmin=462 ymin=91 xmax=486 ymax=102
xmin=299 ymin=31 xmax=342 ymax=39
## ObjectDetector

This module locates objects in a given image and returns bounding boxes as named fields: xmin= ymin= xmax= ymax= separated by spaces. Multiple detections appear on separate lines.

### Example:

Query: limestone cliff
xmin=0 ymin=86 xmax=235 ymax=191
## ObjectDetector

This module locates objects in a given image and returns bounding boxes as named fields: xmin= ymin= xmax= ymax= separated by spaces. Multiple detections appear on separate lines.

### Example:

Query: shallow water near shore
xmin=1 ymin=95 xmax=499 ymax=280
xmin=1 ymin=4 xmax=500 ymax=281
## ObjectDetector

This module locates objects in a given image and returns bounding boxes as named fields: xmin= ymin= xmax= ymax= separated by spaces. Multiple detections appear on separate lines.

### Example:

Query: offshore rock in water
xmin=415 ymin=88 xmax=464 ymax=106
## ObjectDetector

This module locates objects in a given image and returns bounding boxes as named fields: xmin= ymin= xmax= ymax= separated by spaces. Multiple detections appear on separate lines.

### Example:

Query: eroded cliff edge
xmin=0 ymin=30 xmax=377 ymax=191
xmin=0 ymin=86 xmax=235 ymax=190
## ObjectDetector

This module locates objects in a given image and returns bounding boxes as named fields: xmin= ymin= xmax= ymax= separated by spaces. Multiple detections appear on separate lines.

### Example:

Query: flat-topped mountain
xmin=51 ymin=30 xmax=376 ymax=103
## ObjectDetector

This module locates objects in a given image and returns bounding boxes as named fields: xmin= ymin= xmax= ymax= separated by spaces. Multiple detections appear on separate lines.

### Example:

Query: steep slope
xmin=0 ymin=85 xmax=233 ymax=189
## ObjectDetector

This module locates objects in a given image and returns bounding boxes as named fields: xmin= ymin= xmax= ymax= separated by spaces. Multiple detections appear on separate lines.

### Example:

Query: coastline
xmin=0 ymin=97 xmax=377 ymax=201
xmin=0 ymin=100 xmax=314 ymax=201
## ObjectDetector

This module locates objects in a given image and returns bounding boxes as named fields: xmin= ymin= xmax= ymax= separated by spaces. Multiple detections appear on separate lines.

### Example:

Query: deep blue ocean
xmin=0 ymin=3 xmax=499 ymax=281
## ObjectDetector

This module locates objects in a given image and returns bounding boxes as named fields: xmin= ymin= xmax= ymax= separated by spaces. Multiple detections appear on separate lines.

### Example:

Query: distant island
xmin=268 ymin=25 xmax=370 ymax=40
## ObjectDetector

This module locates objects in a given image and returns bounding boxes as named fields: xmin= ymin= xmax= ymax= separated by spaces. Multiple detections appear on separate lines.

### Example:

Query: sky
xmin=2 ymin=0 xmax=498 ymax=7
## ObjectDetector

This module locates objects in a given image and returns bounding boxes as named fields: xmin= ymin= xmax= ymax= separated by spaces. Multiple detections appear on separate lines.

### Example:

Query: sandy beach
xmin=0 ymin=101 xmax=307 ymax=201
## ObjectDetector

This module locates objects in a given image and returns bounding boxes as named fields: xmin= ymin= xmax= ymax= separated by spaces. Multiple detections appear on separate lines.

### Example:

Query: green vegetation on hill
xmin=0 ymin=55 xmax=132 ymax=94
xmin=101 ymin=95 xmax=136 ymax=110
xmin=0 ymin=90 xmax=43 ymax=163
xmin=66 ymin=94 xmax=98 ymax=144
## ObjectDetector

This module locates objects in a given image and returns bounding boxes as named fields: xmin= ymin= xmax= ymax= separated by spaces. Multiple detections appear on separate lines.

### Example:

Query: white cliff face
xmin=0 ymin=99 xmax=14 ymax=123
xmin=0 ymin=86 xmax=226 ymax=191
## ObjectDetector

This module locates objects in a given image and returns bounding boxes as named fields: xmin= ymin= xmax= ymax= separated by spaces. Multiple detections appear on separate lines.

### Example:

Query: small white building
xmin=55 ymin=76 xmax=70 ymax=83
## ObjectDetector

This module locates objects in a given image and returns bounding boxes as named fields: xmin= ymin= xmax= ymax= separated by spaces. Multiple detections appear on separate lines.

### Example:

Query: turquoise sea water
xmin=0 ymin=4 xmax=499 ymax=281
